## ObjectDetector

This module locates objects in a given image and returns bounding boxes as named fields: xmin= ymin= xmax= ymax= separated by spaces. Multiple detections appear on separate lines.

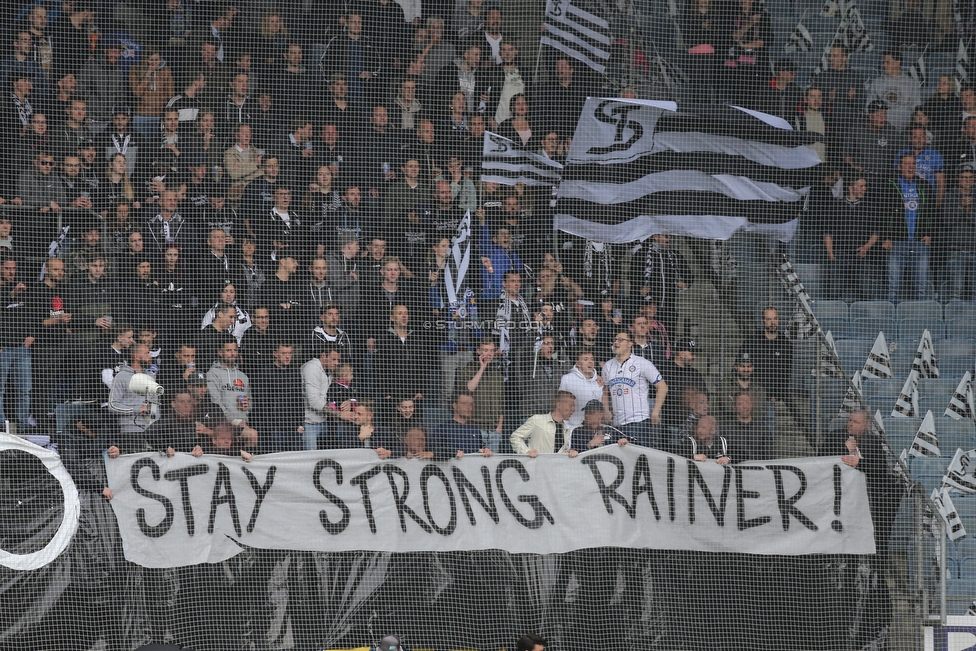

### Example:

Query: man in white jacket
xmin=558 ymin=349 xmax=607 ymax=429
xmin=300 ymin=342 xmax=356 ymax=450
xmin=509 ymin=390 xmax=576 ymax=457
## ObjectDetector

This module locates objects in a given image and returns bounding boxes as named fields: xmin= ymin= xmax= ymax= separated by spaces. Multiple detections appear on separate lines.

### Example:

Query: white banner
xmin=104 ymin=446 xmax=876 ymax=568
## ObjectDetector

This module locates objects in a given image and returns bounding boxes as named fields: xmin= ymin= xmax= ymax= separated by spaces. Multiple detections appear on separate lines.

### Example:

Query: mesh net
xmin=0 ymin=0 xmax=974 ymax=650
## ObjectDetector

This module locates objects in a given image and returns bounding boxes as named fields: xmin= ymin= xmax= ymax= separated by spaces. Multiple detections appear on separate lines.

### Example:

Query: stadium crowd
xmin=0 ymin=0 xmax=964 ymax=463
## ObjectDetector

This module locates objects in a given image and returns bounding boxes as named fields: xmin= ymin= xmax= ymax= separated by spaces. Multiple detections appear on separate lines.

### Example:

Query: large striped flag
xmin=481 ymin=132 xmax=564 ymax=187
xmin=553 ymin=99 xmax=822 ymax=243
xmin=540 ymin=0 xmax=612 ymax=73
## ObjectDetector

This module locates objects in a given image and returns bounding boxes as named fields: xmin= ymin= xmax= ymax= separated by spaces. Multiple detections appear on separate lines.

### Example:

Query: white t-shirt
xmin=601 ymin=354 xmax=663 ymax=426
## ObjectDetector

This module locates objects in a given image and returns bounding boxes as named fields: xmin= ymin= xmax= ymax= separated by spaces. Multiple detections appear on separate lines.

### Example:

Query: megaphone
xmin=129 ymin=374 xmax=164 ymax=397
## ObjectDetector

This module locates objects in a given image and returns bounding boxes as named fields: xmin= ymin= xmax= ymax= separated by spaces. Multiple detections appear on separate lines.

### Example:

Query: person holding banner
xmin=433 ymin=389 xmax=494 ymax=458
xmin=568 ymin=398 xmax=630 ymax=451
xmin=601 ymin=330 xmax=668 ymax=449
xmin=509 ymin=389 xmax=575 ymax=456
xmin=679 ymin=415 xmax=731 ymax=464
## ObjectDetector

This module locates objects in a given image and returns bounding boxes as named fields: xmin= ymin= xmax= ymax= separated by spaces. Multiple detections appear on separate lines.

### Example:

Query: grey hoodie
xmin=108 ymin=364 xmax=154 ymax=434
xmin=78 ymin=54 xmax=128 ymax=124
xmin=206 ymin=359 xmax=252 ymax=426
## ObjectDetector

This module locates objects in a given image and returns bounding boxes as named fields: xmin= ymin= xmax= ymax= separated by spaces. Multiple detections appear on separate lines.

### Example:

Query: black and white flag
xmin=541 ymin=0 xmax=612 ymax=73
xmin=892 ymin=369 xmax=920 ymax=418
xmin=839 ymin=371 xmax=864 ymax=416
xmin=786 ymin=20 xmax=814 ymax=53
xmin=555 ymin=99 xmax=822 ymax=244
xmin=943 ymin=447 xmax=976 ymax=494
xmin=820 ymin=0 xmax=847 ymax=17
xmin=814 ymin=331 xmax=846 ymax=378
xmin=909 ymin=410 xmax=940 ymax=458
xmin=945 ymin=371 xmax=975 ymax=420
xmin=957 ymin=39 xmax=971 ymax=83
xmin=862 ymin=331 xmax=893 ymax=379
xmin=967 ymin=600 xmax=976 ymax=617
xmin=908 ymin=49 xmax=928 ymax=87
xmin=931 ymin=487 xmax=967 ymax=540
xmin=838 ymin=6 xmax=873 ymax=53
xmin=481 ymin=132 xmax=564 ymax=187
xmin=912 ymin=329 xmax=940 ymax=378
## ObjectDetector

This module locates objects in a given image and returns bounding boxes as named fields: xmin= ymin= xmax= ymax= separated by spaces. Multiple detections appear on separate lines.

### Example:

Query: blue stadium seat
xmin=792 ymin=263 xmax=823 ymax=299
xmin=935 ymin=338 xmax=976 ymax=358
xmin=881 ymin=416 xmax=920 ymax=453
xmin=946 ymin=301 xmax=976 ymax=322
xmin=851 ymin=300 xmax=896 ymax=321
xmin=812 ymin=299 xmax=850 ymax=321
xmin=897 ymin=300 xmax=944 ymax=323
xmin=919 ymin=395 xmax=948 ymax=417
xmin=863 ymin=378 xmax=901 ymax=400
xmin=834 ymin=338 xmax=874 ymax=361
xmin=911 ymin=457 xmax=949 ymax=493
xmin=851 ymin=317 xmax=897 ymax=340
xmin=938 ymin=417 xmax=976 ymax=455
xmin=941 ymin=356 xmax=973 ymax=379
xmin=946 ymin=318 xmax=976 ymax=340
xmin=919 ymin=378 xmax=962 ymax=397
xmin=898 ymin=319 xmax=945 ymax=341
xmin=819 ymin=317 xmax=851 ymax=339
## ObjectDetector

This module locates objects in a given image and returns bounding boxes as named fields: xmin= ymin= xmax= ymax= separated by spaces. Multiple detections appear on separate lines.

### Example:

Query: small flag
xmin=909 ymin=410 xmax=940 ymax=457
xmin=839 ymin=371 xmax=864 ymax=416
xmin=820 ymin=0 xmax=846 ymax=17
xmin=892 ymin=369 xmax=920 ymax=418
xmin=908 ymin=50 xmax=928 ymax=87
xmin=921 ymin=496 xmax=936 ymax=537
xmin=541 ymin=0 xmax=613 ymax=73
xmin=943 ymin=447 xmax=976 ymax=494
xmin=814 ymin=331 xmax=846 ymax=377
xmin=932 ymin=487 xmax=967 ymax=540
xmin=786 ymin=21 xmax=815 ymax=53
xmin=958 ymin=39 xmax=971 ymax=84
xmin=862 ymin=331 xmax=893 ymax=379
xmin=893 ymin=448 xmax=911 ymax=484
xmin=874 ymin=409 xmax=885 ymax=433
xmin=912 ymin=329 xmax=940 ymax=378
xmin=945 ymin=372 xmax=975 ymax=420
xmin=967 ymin=600 xmax=976 ymax=617
xmin=652 ymin=55 xmax=690 ymax=90
xmin=481 ymin=132 xmax=564 ymax=187
xmin=839 ymin=6 xmax=873 ymax=53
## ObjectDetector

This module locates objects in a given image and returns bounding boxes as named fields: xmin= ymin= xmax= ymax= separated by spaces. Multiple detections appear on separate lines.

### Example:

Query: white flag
xmin=912 ymin=329 xmax=940 ymax=378
xmin=839 ymin=371 xmax=864 ymax=416
xmin=932 ymin=487 xmax=968 ymax=540
xmin=967 ymin=600 xmax=976 ymax=617
xmin=909 ymin=410 xmax=940 ymax=457
xmin=839 ymin=6 xmax=874 ymax=53
xmin=541 ymin=0 xmax=613 ymax=73
xmin=893 ymin=448 xmax=911 ymax=484
xmin=820 ymin=0 xmax=846 ymax=17
xmin=945 ymin=371 xmax=975 ymax=420
xmin=814 ymin=331 xmax=846 ymax=377
xmin=862 ymin=331 xmax=893 ymax=379
xmin=943 ymin=447 xmax=976 ymax=494
xmin=892 ymin=369 xmax=919 ymax=418
xmin=786 ymin=21 xmax=815 ymax=53
xmin=908 ymin=50 xmax=928 ymax=87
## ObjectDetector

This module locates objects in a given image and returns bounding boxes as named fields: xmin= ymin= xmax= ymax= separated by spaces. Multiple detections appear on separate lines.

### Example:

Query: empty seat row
xmin=812 ymin=300 xmax=976 ymax=324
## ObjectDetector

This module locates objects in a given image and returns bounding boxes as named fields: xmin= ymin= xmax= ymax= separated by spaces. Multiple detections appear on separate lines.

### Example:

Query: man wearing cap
xmin=844 ymin=100 xmax=903 ymax=176
xmin=569 ymin=399 xmax=630 ymax=451
xmin=602 ymin=330 xmax=668 ymax=448
xmin=866 ymin=50 xmax=921 ymax=131
xmin=659 ymin=338 xmax=708 ymax=429
xmin=897 ymin=125 xmax=945 ymax=205
xmin=509 ymin=390 xmax=575 ymax=456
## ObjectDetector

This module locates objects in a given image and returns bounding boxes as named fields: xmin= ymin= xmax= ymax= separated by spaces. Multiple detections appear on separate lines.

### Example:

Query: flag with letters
xmin=541 ymin=0 xmax=612 ymax=73
xmin=931 ymin=488 xmax=967 ymax=540
xmin=814 ymin=331 xmax=845 ymax=378
xmin=943 ymin=447 xmax=976 ymax=494
xmin=555 ymin=99 xmax=822 ymax=244
xmin=786 ymin=20 xmax=814 ymax=53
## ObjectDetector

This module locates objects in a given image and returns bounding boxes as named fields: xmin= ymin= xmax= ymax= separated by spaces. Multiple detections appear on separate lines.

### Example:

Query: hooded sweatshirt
xmin=206 ymin=359 xmax=252 ymax=427
xmin=558 ymin=364 xmax=604 ymax=429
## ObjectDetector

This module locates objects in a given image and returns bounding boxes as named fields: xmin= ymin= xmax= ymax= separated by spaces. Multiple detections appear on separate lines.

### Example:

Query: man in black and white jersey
xmin=601 ymin=330 xmax=668 ymax=448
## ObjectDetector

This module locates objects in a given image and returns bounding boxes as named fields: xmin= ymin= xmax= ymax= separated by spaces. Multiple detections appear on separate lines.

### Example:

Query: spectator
xmin=482 ymin=8 xmax=505 ymax=66
xmin=129 ymin=50 xmax=175 ymax=139
xmin=392 ymin=78 xmax=424 ymax=132
xmin=918 ymin=75 xmax=963 ymax=148
xmin=725 ymin=0 xmax=772 ymax=105
xmin=882 ymin=152 xmax=934 ymax=301
xmin=845 ymin=100 xmax=904 ymax=177
xmin=252 ymin=342 xmax=305 ymax=452
xmin=205 ymin=337 xmax=255 ymax=433
xmin=387 ymin=396 xmax=424 ymax=438
xmin=724 ymin=391 xmax=772 ymax=460
xmin=312 ymin=301 xmax=355 ymax=362
xmin=224 ymin=123 xmax=264 ymax=203
xmin=433 ymin=389 xmax=494 ymax=458
xmin=324 ymin=233 xmax=362 ymax=314
xmin=378 ymin=425 xmax=435 ymax=460
xmin=679 ymin=415 xmax=731 ymax=464
xmin=823 ymin=175 xmax=880 ymax=300
xmin=793 ymin=86 xmax=830 ymax=164
xmin=558 ymin=348 xmax=604 ymax=430
xmin=490 ymin=41 xmax=524 ymax=126
xmin=715 ymin=351 xmax=767 ymax=421
xmin=145 ymin=189 xmax=193 ymax=255
xmin=510 ymin=390 xmax=575 ymax=456
xmin=866 ymin=50 xmax=921 ymax=131
xmin=569 ymin=399 xmax=631 ymax=452
xmin=948 ymin=164 xmax=976 ymax=300
xmin=157 ymin=342 xmax=198 ymax=396
xmin=637 ymin=233 xmax=692 ymax=338
xmin=603 ymin=330 xmax=668 ymax=447
xmin=253 ymin=184 xmax=304 ymax=260
xmin=497 ymin=94 xmax=536 ymax=148
xmin=819 ymin=44 xmax=864 ymax=134
xmin=898 ymin=124 xmax=945 ymax=205
xmin=320 ymin=11 xmax=381 ymax=111
xmin=523 ymin=334 xmax=570 ymax=419
xmin=0 ymin=255 xmax=35 ymax=429
xmin=201 ymin=282 xmax=252 ymax=342
xmin=301 ymin=343 xmax=356 ymax=450
xmin=239 ymin=306 xmax=276 ymax=375
xmin=157 ymin=392 xmax=205 ymax=456
xmin=761 ymin=59 xmax=803 ymax=120
xmin=1 ymin=32 xmax=45 ymax=100
xmin=374 ymin=304 xmax=427 ymax=405
xmin=437 ymin=41 xmax=491 ymax=115
xmin=18 ymin=150 xmax=62 ymax=212
xmin=222 ymin=73 xmax=254 ymax=138
xmin=108 ymin=343 xmax=160 ymax=448
xmin=659 ymin=338 xmax=708 ymax=429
